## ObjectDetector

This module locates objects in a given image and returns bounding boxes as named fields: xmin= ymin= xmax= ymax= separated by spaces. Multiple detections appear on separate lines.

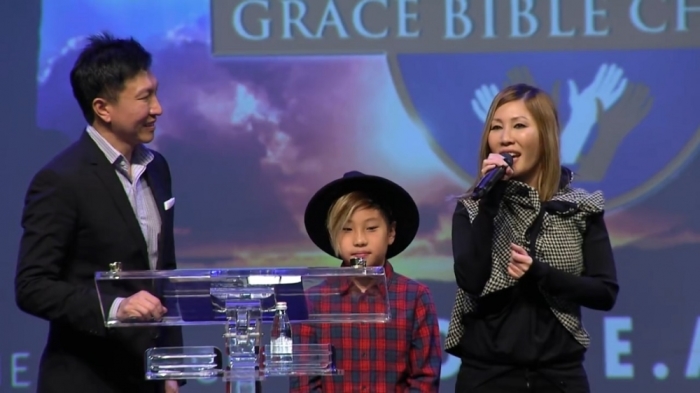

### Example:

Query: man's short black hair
xmin=69 ymin=32 xmax=152 ymax=124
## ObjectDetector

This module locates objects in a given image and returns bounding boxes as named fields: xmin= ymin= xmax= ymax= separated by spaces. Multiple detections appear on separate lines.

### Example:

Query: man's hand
xmin=165 ymin=380 xmax=179 ymax=393
xmin=116 ymin=290 xmax=167 ymax=322
xmin=508 ymin=243 xmax=532 ymax=279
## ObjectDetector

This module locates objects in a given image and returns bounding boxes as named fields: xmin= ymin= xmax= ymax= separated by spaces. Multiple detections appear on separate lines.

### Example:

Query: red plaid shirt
xmin=289 ymin=261 xmax=442 ymax=393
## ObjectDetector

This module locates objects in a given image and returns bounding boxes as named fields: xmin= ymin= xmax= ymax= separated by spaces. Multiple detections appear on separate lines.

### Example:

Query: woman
xmin=446 ymin=84 xmax=619 ymax=392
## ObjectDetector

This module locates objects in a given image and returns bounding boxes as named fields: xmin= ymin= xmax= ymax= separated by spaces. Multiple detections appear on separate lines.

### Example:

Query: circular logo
xmin=388 ymin=50 xmax=700 ymax=210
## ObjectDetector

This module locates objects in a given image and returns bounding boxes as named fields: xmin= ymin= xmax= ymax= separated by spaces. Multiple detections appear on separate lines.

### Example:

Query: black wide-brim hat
xmin=304 ymin=171 xmax=420 ymax=260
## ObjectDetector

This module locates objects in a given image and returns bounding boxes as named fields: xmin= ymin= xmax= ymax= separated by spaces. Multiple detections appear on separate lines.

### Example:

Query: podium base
xmin=144 ymin=344 xmax=341 ymax=382
xmin=225 ymin=380 xmax=262 ymax=393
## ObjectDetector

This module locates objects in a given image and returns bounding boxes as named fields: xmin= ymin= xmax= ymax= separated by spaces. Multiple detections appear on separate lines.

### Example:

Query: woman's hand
xmin=481 ymin=153 xmax=514 ymax=180
xmin=508 ymin=243 xmax=532 ymax=279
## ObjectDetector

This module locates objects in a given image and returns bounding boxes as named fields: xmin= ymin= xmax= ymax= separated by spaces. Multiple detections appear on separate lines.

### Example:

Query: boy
xmin=289 ymin=171 xmax=442 ymax=392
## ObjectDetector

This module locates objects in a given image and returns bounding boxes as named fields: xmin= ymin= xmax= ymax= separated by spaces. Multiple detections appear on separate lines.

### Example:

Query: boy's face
xmin=338 ymin=207 xmax=396 ymax=267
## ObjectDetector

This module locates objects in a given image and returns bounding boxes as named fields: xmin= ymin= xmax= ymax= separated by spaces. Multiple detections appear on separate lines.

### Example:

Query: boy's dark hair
xmin=69 ymin=32 xmax=152 ymax=123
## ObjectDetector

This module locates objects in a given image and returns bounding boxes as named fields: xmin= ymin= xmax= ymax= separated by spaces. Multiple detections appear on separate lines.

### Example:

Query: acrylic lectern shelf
xmin=95 ymin=266 xmax=391 ymax=327
xmin=95 ymin=264 xmax=390 ymax=388
xmin=144 ymin=344 xmax=339 ymax=381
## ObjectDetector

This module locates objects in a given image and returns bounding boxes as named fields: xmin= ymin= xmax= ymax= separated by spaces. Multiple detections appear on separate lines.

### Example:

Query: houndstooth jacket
xmin=445 ymin=169 xmax=605 ymax=354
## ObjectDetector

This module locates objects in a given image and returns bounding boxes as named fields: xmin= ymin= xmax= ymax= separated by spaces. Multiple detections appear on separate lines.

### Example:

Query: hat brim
xmin=304 ymin=175 xmax=419 ymax=260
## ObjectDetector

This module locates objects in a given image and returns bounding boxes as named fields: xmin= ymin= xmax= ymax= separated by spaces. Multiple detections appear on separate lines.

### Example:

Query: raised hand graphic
xmin=576 ymin=83 xmax=653 ymax=182
xmin=470 ymin=83 xmax=499 ymax=123
xmin=561 ymin=63 xmax=628 ymax=164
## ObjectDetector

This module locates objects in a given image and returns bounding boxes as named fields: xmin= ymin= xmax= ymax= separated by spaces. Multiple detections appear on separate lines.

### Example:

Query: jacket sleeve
xmin=15 ymin=168 xmax=116 ymax=336
xmin=452 ymin=184 xmax=505 ymax=296
xmin=523 ymin=211 xmax=619 ymax=311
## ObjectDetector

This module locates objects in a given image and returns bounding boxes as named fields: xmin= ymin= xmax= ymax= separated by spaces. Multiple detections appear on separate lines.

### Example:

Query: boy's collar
xmin=382 ymin=260 xmax=395 ymax=279
xmin=338 ymin=260 xmax=395 ymax=295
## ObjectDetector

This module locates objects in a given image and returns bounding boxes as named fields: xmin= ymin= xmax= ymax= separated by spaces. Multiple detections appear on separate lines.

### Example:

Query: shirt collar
xmin=338 ymin=260 xmax=395 ymax=295
xmin=86 ymin=125 xmax=153 ymax=166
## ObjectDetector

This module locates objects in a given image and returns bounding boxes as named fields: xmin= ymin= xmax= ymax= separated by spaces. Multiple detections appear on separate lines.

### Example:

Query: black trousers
xmin=455 ymin=364 xmax=590 ymax=393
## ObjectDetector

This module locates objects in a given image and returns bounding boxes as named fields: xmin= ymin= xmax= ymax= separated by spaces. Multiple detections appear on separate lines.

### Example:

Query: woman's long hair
xmin=472 ymin=84 xmax=562 ymax=201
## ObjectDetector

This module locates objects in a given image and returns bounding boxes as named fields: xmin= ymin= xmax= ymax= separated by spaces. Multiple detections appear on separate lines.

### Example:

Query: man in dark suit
xmin=15 ymin=33 xmax=183 ymax=393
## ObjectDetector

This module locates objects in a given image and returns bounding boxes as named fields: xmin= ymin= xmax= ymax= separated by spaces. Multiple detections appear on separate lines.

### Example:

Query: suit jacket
xmin=15 ymin=131 xmax=184 ymax=393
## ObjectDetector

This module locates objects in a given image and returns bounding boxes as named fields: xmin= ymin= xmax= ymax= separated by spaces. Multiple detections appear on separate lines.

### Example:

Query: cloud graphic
xmin=605 ymin=207 xmax=700 ymax=250
xmin=37 ymin=18 xmax=700 ymax=281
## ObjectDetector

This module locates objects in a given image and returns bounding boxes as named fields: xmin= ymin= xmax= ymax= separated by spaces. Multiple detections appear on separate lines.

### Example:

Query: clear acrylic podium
xmin=95 ymin=262 xmax=391 ymax=392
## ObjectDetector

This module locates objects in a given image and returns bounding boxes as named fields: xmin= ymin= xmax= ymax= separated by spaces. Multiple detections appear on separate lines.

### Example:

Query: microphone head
xmin=500 ymin=153 xmax=514 ymax=166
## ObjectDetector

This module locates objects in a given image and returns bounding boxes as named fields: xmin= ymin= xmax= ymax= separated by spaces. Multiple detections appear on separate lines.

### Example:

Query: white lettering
xmin=316 ymin=1 xmax=349 ymax=38
xmin=353 ymin=0 xmax=389 ymax=38
xmin=604 ymin=317 xmax=634 ymax=379
xmin=282 ymin=0 xmax=314 ymax=39
xmin=232 ymin=0 xmax=270 ymax=40
xmin=550 ymin=0 xmax=576 ymax=36
xmin=227 ymin=0 xmax=692 ymax=43
xmin=584 ymin=0 xmax=610 ymax=36
xmin=630 ymin=0 xmax=668 ymax=33
xmin=484 ymin=0 xmax=496 ymax=38
xmin=510 ymin=0 xmax=538 ymax=38
xmin=445 ymin=0 xmax=472 ymax=39
xmin=677 ymin=0 xmax=700 ymax=31
xmin=398 ymin=0 xmax=421 ymax=38
xmin=11 ymin=352 xmax=30 ymax=388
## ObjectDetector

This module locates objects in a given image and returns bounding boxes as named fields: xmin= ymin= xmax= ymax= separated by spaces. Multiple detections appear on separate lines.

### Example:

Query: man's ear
xmin=92 ymin=97 xmax=112 ymax=123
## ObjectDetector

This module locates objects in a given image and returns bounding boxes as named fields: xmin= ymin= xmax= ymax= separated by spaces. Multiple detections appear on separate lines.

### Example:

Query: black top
xmin=451 ymin=182 xmax=618 ymax=387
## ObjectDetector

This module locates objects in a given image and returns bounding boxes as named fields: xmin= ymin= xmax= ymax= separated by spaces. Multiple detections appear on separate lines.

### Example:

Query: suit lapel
xmin=145 ymin=166 xmax=166 ymax=223
xmin=81 ymin=132 xmax=150 ymax=263
xmin=145 ymin=164 xmax=168 ymax=270
xmin=93 ymin=163 xmax=151 ymax=259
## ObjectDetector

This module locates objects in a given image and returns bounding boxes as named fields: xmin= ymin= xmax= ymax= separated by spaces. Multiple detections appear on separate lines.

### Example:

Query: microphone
xmin=470 ymin=153 xmax=513 ymax=201
xmin=350 ymin=257 xmax=367 ymax=267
